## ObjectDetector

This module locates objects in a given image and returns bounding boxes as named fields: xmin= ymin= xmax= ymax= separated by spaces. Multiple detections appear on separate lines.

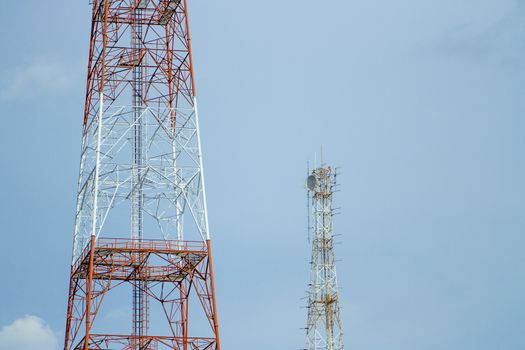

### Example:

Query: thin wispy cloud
xmin=0 ymin=315 xmax=58 ymax=350
xmin=429 ymin=1 xmax=525 ymax=62
xmin=0 ymin=58 xmax=75 ymax=100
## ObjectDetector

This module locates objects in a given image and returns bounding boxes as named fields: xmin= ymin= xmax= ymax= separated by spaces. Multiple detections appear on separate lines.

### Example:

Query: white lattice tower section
xmin=306 ymin=165 xmax=344 ymax=350
xmin=73 ymin=104 xmax=208 ymax=260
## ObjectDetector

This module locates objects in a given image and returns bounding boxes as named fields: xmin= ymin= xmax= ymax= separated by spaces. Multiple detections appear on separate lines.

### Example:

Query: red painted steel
xmin=64 ymin=237 xmax=221 ymax=349
xmin=64 ymin=1 xmax=221 ymax=349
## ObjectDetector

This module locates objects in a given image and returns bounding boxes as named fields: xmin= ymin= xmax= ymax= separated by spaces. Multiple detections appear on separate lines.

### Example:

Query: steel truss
xmin=305 ymin=166 xmax=343 ymax=350
xmin=64 ymin=238 xmax=220 ymax=350
xmin=64 ymin=1 xmax=220 ymax=349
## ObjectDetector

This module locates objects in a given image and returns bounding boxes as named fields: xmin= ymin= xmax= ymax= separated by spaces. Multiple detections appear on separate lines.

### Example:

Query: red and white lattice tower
xmin=63 ymin=1 xmax=221 ymax=349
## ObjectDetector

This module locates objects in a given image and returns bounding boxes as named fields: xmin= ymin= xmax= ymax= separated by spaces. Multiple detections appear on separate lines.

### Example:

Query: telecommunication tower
xmin=63 ymin=1 xmax=221 ymax=349
xmin=305 ymin=163 xmax=344 ymax=350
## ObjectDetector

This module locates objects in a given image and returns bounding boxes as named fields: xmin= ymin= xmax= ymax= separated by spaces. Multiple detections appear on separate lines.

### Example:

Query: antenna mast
xmin=305 ymin=162 xmax=344 ymax=350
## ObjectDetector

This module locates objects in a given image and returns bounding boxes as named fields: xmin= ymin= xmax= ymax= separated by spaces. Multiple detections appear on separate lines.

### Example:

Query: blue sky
xmin=0 ymin=0 xmax=524 ymax=349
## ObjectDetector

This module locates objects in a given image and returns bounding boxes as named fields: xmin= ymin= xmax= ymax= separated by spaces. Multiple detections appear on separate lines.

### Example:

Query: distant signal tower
xmin=63 ymin=1 xmax=221 ymax=349
xmin=305 ymin=163 xmax=344 ymax=350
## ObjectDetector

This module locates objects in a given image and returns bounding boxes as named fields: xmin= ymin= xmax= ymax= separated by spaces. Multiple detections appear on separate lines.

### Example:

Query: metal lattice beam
xmin=305 ymin=165 xmax=344 ymax=350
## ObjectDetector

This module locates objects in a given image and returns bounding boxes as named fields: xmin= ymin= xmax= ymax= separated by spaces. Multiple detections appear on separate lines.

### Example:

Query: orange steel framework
xmin=63 ymin=1 xmax=221 ymax=349
xmin=64 ymin=238 xmax=220 ymax=349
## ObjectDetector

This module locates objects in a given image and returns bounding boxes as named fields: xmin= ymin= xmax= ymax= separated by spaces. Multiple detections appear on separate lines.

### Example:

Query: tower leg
xmin=83 ymin=235 xmax=96 ymax=350
xmin=63 ymin=268 xmax=75 ymax=350
xmin=181 ymin=283 xmax=188 ymax=350
xmin=206 ymin=240 xmax=221 ymax=350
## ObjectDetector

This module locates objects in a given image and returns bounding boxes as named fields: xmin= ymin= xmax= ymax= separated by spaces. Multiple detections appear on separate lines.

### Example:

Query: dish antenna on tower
xmin=306 ymin=174 xmax=317 ymax=192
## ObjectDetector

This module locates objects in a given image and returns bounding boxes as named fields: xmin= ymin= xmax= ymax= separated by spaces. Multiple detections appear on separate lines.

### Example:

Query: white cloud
xmin=0 ymin=315 xmax=58 ymax=350
xmin=0 ymin=58 xmax=73 ymax=99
